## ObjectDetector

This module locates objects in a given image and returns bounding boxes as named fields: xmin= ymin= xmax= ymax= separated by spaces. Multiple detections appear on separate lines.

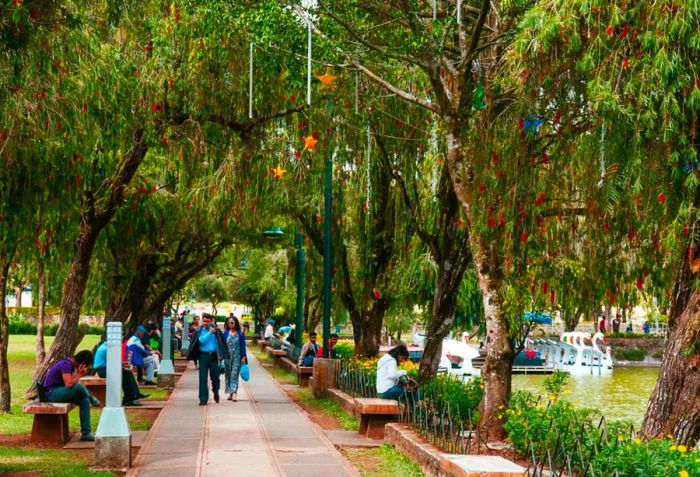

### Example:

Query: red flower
xmin=290 ymin=95 xmax=296 ymax=104
xmin=312 ymin=130 xmax=319 ymax=140
xmin=606 ymin=25 xmax=614 ymax=36
xmin=635 ymin=277 xmax=644 ymax=290
xmin=488 ymin=216 xmax=496 ymax=228
xmin=695 ymin=77 xmax=700 ymax=89
xmin=479 ymin=182 xmax=486 ymax=193
xmin=315 ymin=214 xmax=322 ymax=223
xmin=550 ymin=289 xmax=555 ymax=305
xmin=622 ymin=58 xmax=630 ymax=69
xmin=491 ymin=151 xmax=499 ymax=163
xmin=518 ymin=119 xmax=524 ymax=130
xmin=372 ymin=288 xmax=381 ymax=300
xmin=161 ymin=137 xmax=167 ymax=145
xmin=520 ymin=231 xmax=528 ymax=244
xmin=152 ymin=102 xmax=160 ymax=112
xmin=499 ymin=211 xmax=506 ymax=227
xmin=457 ymin=218 xmax=465 ymax=228
xmin=293 ymin=150 xmax=301 ymax=159
xmin=12 ymin=0 xmax=21 ymax=6
xmin=683 ymin=224 xmax=690 ymax=236
xmin=658 ymin=191 xmax=666 ymax=204
xmin=542 ymin=153 xmax=549 ymax=164
xmin=620 ymin=25 xmax=628 ymax=39
xmin=554 ymin=110 xmax=561 ymax=123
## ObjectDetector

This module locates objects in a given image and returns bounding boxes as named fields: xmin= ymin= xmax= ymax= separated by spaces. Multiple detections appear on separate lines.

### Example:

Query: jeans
xmin=198 ymin=352 xmax=220 ymax=402
xmin=96 ymin=367 xmax=141 ymax=402
xmin=47 ymin=383 xmax=94 ymax=435
xmin=379 ymin=385 xmax=420 ymax=403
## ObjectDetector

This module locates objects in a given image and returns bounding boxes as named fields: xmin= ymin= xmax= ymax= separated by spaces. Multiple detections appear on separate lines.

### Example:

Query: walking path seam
xmin=244 ymin=377 xmax=284 ymax=476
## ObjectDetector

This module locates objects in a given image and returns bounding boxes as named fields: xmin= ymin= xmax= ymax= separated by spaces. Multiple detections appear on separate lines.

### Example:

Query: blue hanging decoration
xmin=522 ymin=113 xmax=544 ymax=135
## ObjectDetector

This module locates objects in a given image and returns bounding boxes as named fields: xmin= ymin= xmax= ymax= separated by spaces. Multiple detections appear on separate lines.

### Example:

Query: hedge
xmin=8 ymin=320 xmax=103 ymax=336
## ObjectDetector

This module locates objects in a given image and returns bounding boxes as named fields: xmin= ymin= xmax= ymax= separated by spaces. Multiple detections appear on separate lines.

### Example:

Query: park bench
xmin=80 ymin=376 xmax=106 ymax=406
xmin=354 ymin=397 xmax=400 ymax=439
xmin=23 ymin=401 xmax=76 ymax=444
xmin=259 ymin=340 xmax=269 ymax=351
xmin=267 ymin=347 xmax=287 ymax=367
xmin=279 ymin=357 xmax=313 ymax=387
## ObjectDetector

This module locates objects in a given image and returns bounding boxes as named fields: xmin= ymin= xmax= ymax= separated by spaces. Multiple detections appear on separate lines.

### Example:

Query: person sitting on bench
xmin=94 ymin=340 xmax=148 ymax=406
xmin=376 ymin=345 xmax=419 ymax=401
xmin=127 ymin=326 xmax=157 ymax=385
xmin=42 ymin=350 xmax=101 ymax=441
xmin=298 ymin=331 xmax=320 ymax=367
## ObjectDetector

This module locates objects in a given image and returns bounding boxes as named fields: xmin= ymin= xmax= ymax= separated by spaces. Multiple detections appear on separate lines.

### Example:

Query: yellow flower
xmin=667 ymin=434 xmax=674 ymax=439
xmin=670 ymin=445 xmax=677 ymax=451
xmin=677 ymin=445 xmax=688 ymax=453
xmin=617 ymin=435 xmax=624 ymax=442
xmin=536 ymin=403 xmax=545 ymax=409
xmin=498 ymin=405 xmax=505 ymax=409
xmin=547 ymin=394 xmax=557 ymax=401
xmin=633 ymin=438 xmax=641 ymax=444
xmin=678 ymin=470 xmax=688 ymax=477
xmin=523 ymin=422 xmax=528 ymax=428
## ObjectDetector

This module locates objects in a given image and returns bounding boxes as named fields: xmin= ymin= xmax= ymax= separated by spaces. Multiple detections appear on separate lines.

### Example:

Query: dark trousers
xmin=47 ymin=383 xmax=93 ymax=434
xmin=96 ymin=366 xmax=141 ymax=402
xmin=198 ymin=352 xmax=220 ymax=402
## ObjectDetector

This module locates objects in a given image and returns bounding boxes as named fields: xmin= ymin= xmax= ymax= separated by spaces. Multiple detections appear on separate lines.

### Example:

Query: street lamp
xmin=260 ymin=226 xmax=305 ymax=349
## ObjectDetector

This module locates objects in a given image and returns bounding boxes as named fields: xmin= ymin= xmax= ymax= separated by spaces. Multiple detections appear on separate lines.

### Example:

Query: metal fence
xmin=398 ymin=376 xmax=486 ymax=455
xmin=335 ymin=363 xmax=377 ymax=398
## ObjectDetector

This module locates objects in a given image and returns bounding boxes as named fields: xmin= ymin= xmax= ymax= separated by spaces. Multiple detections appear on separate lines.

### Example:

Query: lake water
xmin=511 ymin=367 xmax=659 ymax=426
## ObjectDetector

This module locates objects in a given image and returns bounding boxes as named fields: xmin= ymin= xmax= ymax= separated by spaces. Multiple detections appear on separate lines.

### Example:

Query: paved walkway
xmin=129 ymin=353 xmax=356 ymax=477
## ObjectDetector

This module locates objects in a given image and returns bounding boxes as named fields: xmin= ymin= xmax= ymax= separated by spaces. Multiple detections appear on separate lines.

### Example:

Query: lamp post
xmin=322 ymin=144 xmax=333 ymax=358
xmin=295 ymin=228 xmax=305 ymax=349
xmin=157 ymin=317 xmax=175 ymax=388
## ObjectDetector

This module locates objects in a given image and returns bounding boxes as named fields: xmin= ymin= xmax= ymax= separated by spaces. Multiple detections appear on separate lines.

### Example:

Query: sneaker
xmin=213 ymin=392 xmax=219 ymax=403
xmin=138 ymin=393 xmax=150 ymax=399
xmin=199 ymin=401 xmax=207 ymax=406
xmin=80 ymin=432 xmax=95 ymax=442
xmin=90 ymin=398 xmax=102 ymax=407
xmin=143 ymin=381 xmax=157 ymax=386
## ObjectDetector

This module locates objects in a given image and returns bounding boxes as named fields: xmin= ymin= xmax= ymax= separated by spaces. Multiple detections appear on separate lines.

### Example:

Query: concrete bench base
xmin=24 ymin=402 xmax=76 ymax=444
xmin=279 ymin=357 xmax=313 ymax=387
xmin=355 ymin=398 xmax=400 ymax=440
xmin=259 ymin=340 xmax=269 ymax=350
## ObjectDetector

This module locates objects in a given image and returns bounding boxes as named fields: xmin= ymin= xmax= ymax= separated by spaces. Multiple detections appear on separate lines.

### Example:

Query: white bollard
xmin=95 ymin=322 xmax=131 ymax=469
xmin=158 ymin=317 xmax=175 ymax=388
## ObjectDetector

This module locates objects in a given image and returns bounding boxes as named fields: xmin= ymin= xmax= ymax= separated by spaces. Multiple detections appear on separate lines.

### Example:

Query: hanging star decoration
xmin=303 ymin=134 xmax=318 ymax=152
xmin=316 ymin=68 xmax=337 ymax=90
xmin=271 ymin=164 xmax=286 ymax=180
xmin=522 ymin=113 xmax=544 ymax=135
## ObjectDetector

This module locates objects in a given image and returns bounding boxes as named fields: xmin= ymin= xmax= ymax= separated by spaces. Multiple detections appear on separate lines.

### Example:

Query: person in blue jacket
xmin=187 ymin=314 xmax=229 ymax=405
xmin=127 ymin=326 xmax=157 ymax=385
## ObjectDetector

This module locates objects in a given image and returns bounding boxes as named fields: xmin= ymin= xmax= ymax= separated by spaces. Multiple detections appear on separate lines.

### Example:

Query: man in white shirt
xmin=264 ymin=319 xmax=275 ymax=340
xmin=376 ymin=344 xmax=417 ymax=400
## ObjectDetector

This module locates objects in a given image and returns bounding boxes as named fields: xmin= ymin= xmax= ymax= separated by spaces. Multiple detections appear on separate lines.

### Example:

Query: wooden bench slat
xmin=354 ymin=398 xmax=400 ymax=415
xmin=23 ymin=402 xmax=76 ymax=414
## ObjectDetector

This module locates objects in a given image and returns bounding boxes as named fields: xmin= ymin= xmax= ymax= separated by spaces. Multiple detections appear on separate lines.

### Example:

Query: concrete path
xmin=129 ymin=354 xmax=356 ymax=477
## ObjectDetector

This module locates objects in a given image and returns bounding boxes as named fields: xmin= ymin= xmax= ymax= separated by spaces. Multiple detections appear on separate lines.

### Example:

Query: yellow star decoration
xmin=316 ymin=68 xmax=337 ymax=90
xmin=303 ymin=135 xmax=318 ymax=152
xmin=271 ymin=164 xmax=286 ymax=180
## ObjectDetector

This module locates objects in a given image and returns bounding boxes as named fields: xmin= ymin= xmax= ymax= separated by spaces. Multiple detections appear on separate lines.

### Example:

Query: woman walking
xmin=223 ymin=316 xmax=247 ymax=401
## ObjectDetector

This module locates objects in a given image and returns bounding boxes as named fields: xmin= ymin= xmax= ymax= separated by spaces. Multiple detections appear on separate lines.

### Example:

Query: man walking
xmin=187 ymin=313 xmax=229 ymax=405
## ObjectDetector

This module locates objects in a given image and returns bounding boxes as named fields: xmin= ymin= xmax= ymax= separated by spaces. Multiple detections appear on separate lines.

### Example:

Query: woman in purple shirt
xmin=42 ymin=349 xmax=101 ymax=441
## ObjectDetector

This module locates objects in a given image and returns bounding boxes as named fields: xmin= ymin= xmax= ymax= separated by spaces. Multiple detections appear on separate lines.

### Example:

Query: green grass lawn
xmin=2 ymin=334 xmax=163 ymax=435
xmin=0 ymin=446 xmax=117 ymax=476
xmin=342 ymin=444 xmax=425 ymax=477
xmin=294 ymin=387 xmax=360 ymax=431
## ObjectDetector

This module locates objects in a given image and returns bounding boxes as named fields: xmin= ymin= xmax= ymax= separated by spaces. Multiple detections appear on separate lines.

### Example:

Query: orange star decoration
xmin=271 ymin=164 xmax=287 ymax=180
xmin=303 ymin=135 xmax=318 ymax=152
xmin=316 ymin=68 xmax=337 ymax=90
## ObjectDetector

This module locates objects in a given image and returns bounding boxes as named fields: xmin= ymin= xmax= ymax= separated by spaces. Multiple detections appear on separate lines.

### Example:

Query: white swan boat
xmin=533 ymin=332 xmax=613 ymax=376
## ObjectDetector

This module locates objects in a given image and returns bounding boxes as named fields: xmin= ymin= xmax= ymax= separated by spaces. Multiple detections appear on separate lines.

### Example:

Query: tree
xmin=195 ymin=275 xmax=227 ymax=315
xmin=515 ymin=0 xmax=700 ymax=443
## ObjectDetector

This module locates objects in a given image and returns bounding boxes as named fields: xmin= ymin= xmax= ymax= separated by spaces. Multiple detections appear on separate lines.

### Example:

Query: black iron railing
xmin=335 ymin=363 xmax=377 ymax=398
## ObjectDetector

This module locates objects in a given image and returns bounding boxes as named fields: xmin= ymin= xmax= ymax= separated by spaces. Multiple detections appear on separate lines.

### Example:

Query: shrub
xmin=422 ymin=375 xmax=482 ymax=423
xmin=504 ymin=393 xmax=700 ymax=477
xmin=333 ymin=340 xmax=355 ymax=360
xmin=615 ymin=347 xmax=647 ymax=361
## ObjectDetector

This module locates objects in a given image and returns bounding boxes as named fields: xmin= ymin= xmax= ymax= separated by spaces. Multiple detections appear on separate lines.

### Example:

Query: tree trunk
xmin=475 ymin=258 xmax=512 ymax=443
xmin=30 ymin=130 xmax=147 ymax=389
xmin=35 ymin=256 xmax=46 ymax=367
xmin=14 ymin=285 xmax=22 ymax=308
xmin=641 ymin=255 xmax=700 ymax=445
xmin=418 ymin=264 xmax=464 ymax=384
xmin=352 ymin=305 xmax=386 ymax=357
xmin=0 ymin=248 xmax=16 ymax=412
